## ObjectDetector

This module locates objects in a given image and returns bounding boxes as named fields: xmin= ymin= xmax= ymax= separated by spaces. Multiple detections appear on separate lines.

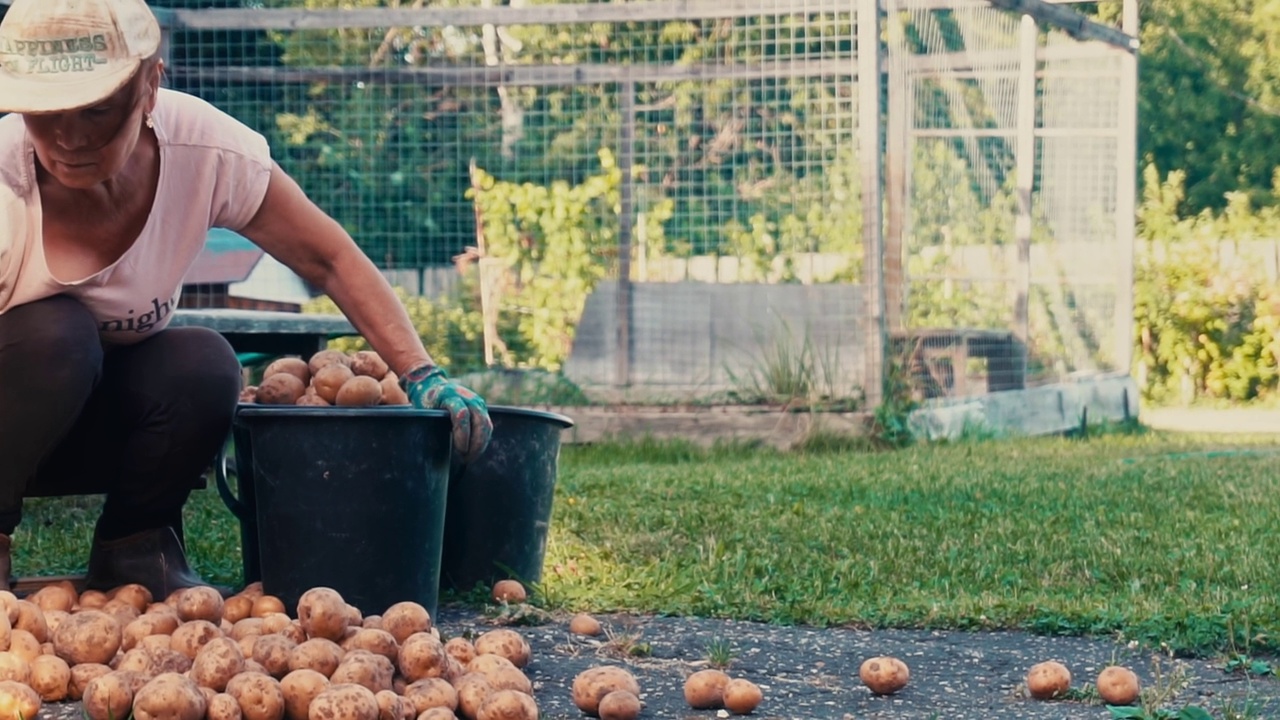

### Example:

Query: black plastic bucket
xmin=219 ymin=405 xmax=453 ymax=617
xmin=440 ymin=406 xmax=574 ymax=594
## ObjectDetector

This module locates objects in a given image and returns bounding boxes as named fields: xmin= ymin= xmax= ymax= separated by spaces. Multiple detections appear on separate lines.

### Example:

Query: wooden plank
xmin=1012 ymin=15 xmax=1035 ymax=357
xmin=1113 ymin=0 xmax=1139 ymax=373
xmin=168 ymin=57 xmax=857 ymax=87
xmin=615 ymin=82 xmax=636 ymax=388
xmin=909 ymin=127 xmax=1117 ymax=138
xmin=858 ymin=0 xmax=887 ymax=407
xmin=895 ymin=41 xmax=1119 ymax=75
xmin=160 ymin=0 xmax=853 ymax=31
xmin=548 ymin=405 xmax=873 ymax=449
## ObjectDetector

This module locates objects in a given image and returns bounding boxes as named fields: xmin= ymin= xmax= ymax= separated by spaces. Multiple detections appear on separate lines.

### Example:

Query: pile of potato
xmin=0 ymin=581 xmax=577 ymax=720
xmin=241 ymin=350 xmax=410 ymax=408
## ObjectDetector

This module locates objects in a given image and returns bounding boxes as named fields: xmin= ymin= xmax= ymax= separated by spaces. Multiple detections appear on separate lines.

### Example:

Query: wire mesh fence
xmin=0 ymin=0 xmax=1135 ymax=407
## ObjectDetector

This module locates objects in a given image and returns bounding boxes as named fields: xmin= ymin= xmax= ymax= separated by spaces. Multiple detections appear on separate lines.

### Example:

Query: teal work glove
xmin=401 ymin=364 xmax=493 ymax=463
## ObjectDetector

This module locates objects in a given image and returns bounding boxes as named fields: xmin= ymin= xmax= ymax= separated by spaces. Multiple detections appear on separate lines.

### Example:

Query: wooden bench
xmin=890 ymin=328 xmax=1027 ymax=399
xmin=169 ymin=308 xmax=358 ymax=358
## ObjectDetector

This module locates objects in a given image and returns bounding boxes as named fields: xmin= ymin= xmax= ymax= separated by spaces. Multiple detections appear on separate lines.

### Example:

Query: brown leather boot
xmin=0 ymin=535 xmax=12 ymax=591
xmin=84 ymin=526 xmax=231 ymax=598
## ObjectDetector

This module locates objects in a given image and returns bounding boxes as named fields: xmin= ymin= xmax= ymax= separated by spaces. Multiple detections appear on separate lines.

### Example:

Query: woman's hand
xmin=401 ymin=363 xmax=493 ymax=463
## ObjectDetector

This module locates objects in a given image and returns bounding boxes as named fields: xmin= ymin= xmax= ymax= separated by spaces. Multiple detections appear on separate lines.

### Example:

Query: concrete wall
xmin=562 ymin=280 xmax=869 ymax=397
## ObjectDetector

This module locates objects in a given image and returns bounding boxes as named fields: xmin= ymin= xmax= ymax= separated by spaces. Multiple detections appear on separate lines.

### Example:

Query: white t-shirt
xmin=0 ymin=88 xmax=273 ymax=345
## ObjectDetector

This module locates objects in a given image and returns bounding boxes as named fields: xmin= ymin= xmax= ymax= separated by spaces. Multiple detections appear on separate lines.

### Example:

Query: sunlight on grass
xmin=11 ymin=428 xmax=1280 ymax=658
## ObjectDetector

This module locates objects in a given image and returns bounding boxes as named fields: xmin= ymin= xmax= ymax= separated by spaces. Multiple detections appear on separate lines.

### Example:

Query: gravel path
xmin=30 ymin=607 xmax=1280 ymax=720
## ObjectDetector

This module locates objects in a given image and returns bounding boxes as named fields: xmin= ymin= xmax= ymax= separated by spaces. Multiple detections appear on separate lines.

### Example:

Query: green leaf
xmin=1176 ymin=707 xmax=1214 ymax=720
xmin=1107 ymin=706 xmax=1150 ymax=719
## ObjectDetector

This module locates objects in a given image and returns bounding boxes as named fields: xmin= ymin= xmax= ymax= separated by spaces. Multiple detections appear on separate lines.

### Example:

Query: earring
xmin=145 ymin=114 xmax=154 ymax=129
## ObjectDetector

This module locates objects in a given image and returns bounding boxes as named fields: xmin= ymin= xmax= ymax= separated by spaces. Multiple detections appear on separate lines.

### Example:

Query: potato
xmin=309 ymin=350 xmax=353 ymax=376
xmin=297 ymin=394 xmax=331 ymax=407
xmin=597 ymin=690 xmax=640 ymax=720
xmin=398 ymin=633 xmax=448 ymax=682
xmin=123 ymin=613 xmax=182 ymax=651
xmin=254 ymin=634 xmax=299 ymax=679
xmin=361 ymin=616 xmax=383 ymax=631
xmin=171 ymin=619 xmax=222 ymax=659
xmin=83 ymin=671 xmax=137 ymax=720
xmin=28 ymin=654 xmax=70 ymax=702
xmin=7 ymin=630 xmax=38 ymax=664
xmin=241 ymin=583 xmax=266 ymax=600
xmin=42 ymin=610 xmax=68 ymax=636
xmin=79 ymin=590 xmax=110 ymax=610
xmin=192 ymin=636 xmax=247 ymax=692
xmin=265 ymin=358 xmax=312 ymax=387
xmin=443 ymin=638 xmax=476 ymax=667
xmin=148 ymin=646 xmax=193 ymax=675
xmin=347 ymin=351 xmax=388 ymax=379
xmin=382 ymin=604 xmax=432 ymax=646
xmin=241 ymin=386 xmax=259 ymax=403
xmin=1096 ymin=665 xmax=1140 ymax=706
xmin=173 ymin=586 xmax=225 ymax=624
xmin=312 ymin=365 xmax=356 ymax=405
xmin=416 ymin=709 xmax=455 ymax=720
xmin=0 ymin=680 xmax=39 ymax=720
xmin=298 ymin=588 xmax=350 ymax=642
xmin=568 ymin=614 xmax=602 ymax=637
xmin=0 ymin=653 xmax=27 ymax=686
xmin=226 ymin=671 xmax=287 ymax=720
xmin=114 ymin=648 xmax=155 ymax=676
xmin=52 ymin=609 xmax=120 ymax=665
xmin=289 ymin=637 xmax=345 ymax=677
xmin=374 ymin=689 xmax=407 ymax=720
xmin=486 ymin=667 xmax=532 ymax=696
xmin=342 ymin=629 xmax=398 ymax=665
xmin=252 ymin=596 xmax=288 ymax=619
xmin=108 ymin=583 xmax=153 ymax=613
xmin=336 ymin=376 xmax=383 ymax=407
xmin=102 ymin=598 xmax=142 ymax=627
xmin=452 ymin=673 xmax=492 ymax=720
xmin=490 ymin=581 xmax=526 ymax=605
xmin=233 ymin=618 xmax=268 ymax=641
xmin=571 ymin=666 xmax=640 ymax=716
xmin=466 ymin=654 xmax=516 ymax=679
xmin=280 ymin=669 xmax=329 ymax=720
xmin=257 ymin=374 xmax=307 ymax=405
xmin=210 ymin=692 xmax=245 ymax=720
xmin=68 ymin=663 xmax=113 ymax=701
xmin=473 ymin=630 xmax=530 ymax=670
xmin=28 ymin=585 xmax=75 ymax=614
xmin=476 ymin=689 xmax=537 ymax=720
xmin=13 ymin=601 xmax=48 ymax=643
xmin=401 ymin=678 xmax=457 ymax=715
xmin=859 ymin=656 xmax=910 ymax=696
xmin=280 ymin=621 xmax=308 ymax=645
xmin=1025 ymin=660 xmax=1071 ymax=700
xmin=379 ymin=376 xmax=410 ymax=406
xmin=308 ymin=682 xmax=379 ymax=720
xmin=245 ymin=659 xmax=272 ymax=676
xmin=722 ymin=679 xmax=762 ymax=715
xmin=683 ymin=668 xmax=729 ymax=709
xmin=133 ymin=672 xmax=208 ymax=720
xmin=332 ymin=651 xmax=395 ymax=694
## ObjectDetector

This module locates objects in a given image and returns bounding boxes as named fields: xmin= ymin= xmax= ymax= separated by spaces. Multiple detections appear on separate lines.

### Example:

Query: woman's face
xmin=22 ymin=61 xmax=162 ymax=191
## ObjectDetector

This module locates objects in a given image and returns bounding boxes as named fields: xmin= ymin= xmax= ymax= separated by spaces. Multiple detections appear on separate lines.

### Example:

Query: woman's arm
xmin=238 ymin=163 xmax=432 ymax=377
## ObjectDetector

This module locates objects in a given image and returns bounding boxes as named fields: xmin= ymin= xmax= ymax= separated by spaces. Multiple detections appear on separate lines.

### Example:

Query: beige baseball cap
xmin=0 ymin=0 xmax=161 ymax=114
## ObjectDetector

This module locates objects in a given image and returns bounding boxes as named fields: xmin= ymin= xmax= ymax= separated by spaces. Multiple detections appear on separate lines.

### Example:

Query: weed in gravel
xmin=704 ymin=637 xmax=736 ymax=669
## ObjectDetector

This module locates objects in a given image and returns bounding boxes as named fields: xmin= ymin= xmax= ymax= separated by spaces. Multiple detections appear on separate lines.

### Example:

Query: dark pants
xmin=0 ymin=296 xmax=241 ymax=538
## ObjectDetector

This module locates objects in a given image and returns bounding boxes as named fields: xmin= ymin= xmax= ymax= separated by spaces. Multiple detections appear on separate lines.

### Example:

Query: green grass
xmin=16 ymin=428 xmax=1280 ymax=659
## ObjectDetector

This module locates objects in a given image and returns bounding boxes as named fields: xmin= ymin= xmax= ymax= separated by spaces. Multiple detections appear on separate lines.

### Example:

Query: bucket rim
xmin=487 ymin=405 xmax=575 ymax=429
xmin=234 ymin=404 xmax=450 ymax=420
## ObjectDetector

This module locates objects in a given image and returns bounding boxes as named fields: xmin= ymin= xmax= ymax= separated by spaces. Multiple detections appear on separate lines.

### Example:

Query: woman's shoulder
xmin=0 ymin=114 xmax=32 ymax=196
xmin=155 ymin=89 xmax=271 ymax=166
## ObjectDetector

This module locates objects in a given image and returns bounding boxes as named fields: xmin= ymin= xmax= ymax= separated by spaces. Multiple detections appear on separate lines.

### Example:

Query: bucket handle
xmin=215 ymin=442 xmax=249 ymax=521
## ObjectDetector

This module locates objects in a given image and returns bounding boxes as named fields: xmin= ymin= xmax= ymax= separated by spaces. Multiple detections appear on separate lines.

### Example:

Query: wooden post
xmin=884 ymin=3 xmax=908 ymax=333
xmin=858 ymin=0 xmax=886 ymax=407
xmin=615 ymin=80 xmax=637 ymax=388
xmin=1013 ymin=15 xmax=1036 ymax=364
xmin=1114 ymin=0 xmax=1139 ymax=375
